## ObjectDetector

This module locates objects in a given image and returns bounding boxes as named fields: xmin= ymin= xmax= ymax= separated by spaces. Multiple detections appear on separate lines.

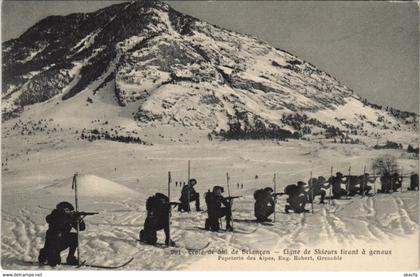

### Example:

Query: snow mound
xmin=45 ymin=174 xmax=139 ymax=198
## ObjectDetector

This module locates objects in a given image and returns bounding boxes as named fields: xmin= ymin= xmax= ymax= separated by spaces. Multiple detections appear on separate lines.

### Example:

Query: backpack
xmin=146 ymin=193 xmax=169 ymax=212
xmin=284 ymin=184 xmax=297 ymax=195
xmin=205 ymin=191 xmax=215 ymax=205
xmin=253 ymin=189 xmax=266 ymax=200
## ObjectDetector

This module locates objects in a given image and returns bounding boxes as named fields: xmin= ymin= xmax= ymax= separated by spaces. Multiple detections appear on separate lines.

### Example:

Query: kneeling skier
xmin=378 ymin=172 xmax=392 ymax=193
xmin=284 ymin=181 xmax=309 ymax=213
xmin=38 ymin=202 xmax=86 ymax=267
xmin=408 ymin=173 xmax=419 ymax=191
xmin=254 ymin=187 xmax=277 ymax=222
xmin=139 ymin=193 xmax=176 ymax=246
xmin=204 ymin=186 xmax=234 ymax=232
xmin=178 ymin=179 xmax=201 ymax=212
xmin=307 ymin=176 xmax=329 ymax=203
xmin=329 ymin=172 xmax=348 ymax=198
xmin=391 ymin=172 xmax=402 ymax=192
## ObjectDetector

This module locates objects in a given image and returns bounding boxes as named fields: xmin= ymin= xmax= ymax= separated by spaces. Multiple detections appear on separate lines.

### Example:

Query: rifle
xmin=73 ymin=211 xmax=99 ymax=216
xmin=271 ymin=192 xmax=286 ymax=197
xmin=169 ymin=201 xmax=181 ymax=208
xmin=224 ymin=196 xmax=242 ymax=201
xmin=68 ymin=211 xmax=99 ymax=219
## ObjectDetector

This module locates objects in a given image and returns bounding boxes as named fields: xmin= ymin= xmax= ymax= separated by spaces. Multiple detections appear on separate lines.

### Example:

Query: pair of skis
xmin=23 ymin=258 xmax=134 ymax=269
xmin=193 ymin=226 xmax=258 ymax=235
xmin=137 ymin=239 xmax=211 ymax=251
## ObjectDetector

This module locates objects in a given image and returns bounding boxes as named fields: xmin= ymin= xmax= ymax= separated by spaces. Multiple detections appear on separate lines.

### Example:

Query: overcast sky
xmin=2 ymin=0 xmax=418 ymax=113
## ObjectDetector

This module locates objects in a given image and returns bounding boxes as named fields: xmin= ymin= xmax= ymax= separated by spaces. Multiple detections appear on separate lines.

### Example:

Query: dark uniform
xmin=178 ymin=179 xmax=201 ymax=212
xmin=328 ymin=172 xmax=348 ymax=199
xmin=38 ymin=201 xmax=85 ymax=267
xmin=139 ymin=193 xmax=175 ymax=246
xmin=391 ymin=173 xmax=402 ymax=192
xmin=205 ymin=186 xmax=233 ymax=232
xmin=254 ymin=187 xmax=275 ymax=222
xmin=284 ymin=182 xmax=309 ymax=213
xmin=378 ymin=173 xmax=392 ymax=193
xmin=359 ymin=173 xmax=374 ymax=195
xmin=346 ymin=176 xmax=360 ymax=196
xmin=409 ymin=174 xmax=419 ymax=191
xmin=307 ymin=176 xmax=328 ymax=203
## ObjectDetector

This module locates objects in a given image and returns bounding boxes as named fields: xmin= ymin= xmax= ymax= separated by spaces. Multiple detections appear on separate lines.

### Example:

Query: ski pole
xmin=401 ymin=166 xmax=404 ymax=193
xmin=373 ymin=168 xmax=376 ymax=195
xmin=362 ymin=165 xmax=366 ymax=198
xmin=310 ymin=171 xmax=313 ymax=214
xmin=273 ymin=173 xmax=276 ymax=223
xmin=71 ymin=172 xmax=80 ymax=266
xmin=187 ymin=160 xmax=191 ymax=212
xmin=226 ymin=172 xmax=232 ymax=228
xmin=168 ymin=171 xmax=172 ymax=244
xmin=346 ymin=166 xmax=351 ymax=199
xmin=188 ymin=160 xmax=190 ymax=181
xmin=329 ymin=166 xmax=333 ymax=205
xmin=226 ymin=172 xmax=231 ymax=197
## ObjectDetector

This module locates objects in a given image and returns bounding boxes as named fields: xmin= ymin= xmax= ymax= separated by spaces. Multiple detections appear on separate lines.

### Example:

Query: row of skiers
xmin=140 ymin=180 xmax=236 ymax=246
xmin=140 ymin=172 xmax=419 ymax=245
xmin=38 ymin=173 xmax=418 ymax=266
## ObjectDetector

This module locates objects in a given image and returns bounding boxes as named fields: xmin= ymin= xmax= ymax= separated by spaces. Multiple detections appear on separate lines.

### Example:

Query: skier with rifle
xmin=254 ymin=187 xmax=280 ymax=222
xmin=178 ymin=178 xmax=201 ymax=212
xmin=408 ymin=173 xmax=419 ymax=191
xmin=344 ymin=175 xmax=361 ymax=196
xmin=204 ymin=186 xmax=240 ymax=232
xmin=378 ymin=172 xmax=392 ymax=193
xmin=284 ymin=182 xmax=309 ymax=213
xmin=359 ymin=173 xmax=376 ymax=196
xmin=139 ymin=193 xmax=178 ymax=246
xmin=327 ymin=172 xmax=348 ymax=199
xmin=343 ymin=173 xmax=375 ymax=197
xmin=391 ymin=172 xmax=403 ymax=192
xmin=38 ymin=201 xmax=97 ymax=267
xmin=306 ymin=176 xmax=329 ymax=203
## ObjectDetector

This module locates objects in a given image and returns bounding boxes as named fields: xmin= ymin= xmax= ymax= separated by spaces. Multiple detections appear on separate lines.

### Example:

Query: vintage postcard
xmin=1 ymin=0 xmax=419 ymax=273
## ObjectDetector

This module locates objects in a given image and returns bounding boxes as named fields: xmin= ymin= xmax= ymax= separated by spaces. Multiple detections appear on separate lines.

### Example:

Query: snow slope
xmin=1 ymin=139 xmax=418 ymax=270
xmin=44 ymin=174 xmax=140 ymax=198
xmin=2 ymin=176 xmax=418 ymax=270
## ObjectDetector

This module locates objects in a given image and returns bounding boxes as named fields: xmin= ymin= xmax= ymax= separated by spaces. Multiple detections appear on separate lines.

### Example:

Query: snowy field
xmin=1 ymin=137 xmax=419 ymax=270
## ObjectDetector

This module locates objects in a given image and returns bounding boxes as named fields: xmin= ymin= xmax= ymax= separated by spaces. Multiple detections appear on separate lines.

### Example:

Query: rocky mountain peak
xmin=2 ymin=1 xmax=417 ymax=144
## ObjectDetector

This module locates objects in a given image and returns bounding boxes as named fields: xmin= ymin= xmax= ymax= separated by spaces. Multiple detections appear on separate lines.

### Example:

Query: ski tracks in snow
xmin=2 ymin=208 xmax=46 ymax=265
xmin=2 ymin=192 xmax=418 ymax=270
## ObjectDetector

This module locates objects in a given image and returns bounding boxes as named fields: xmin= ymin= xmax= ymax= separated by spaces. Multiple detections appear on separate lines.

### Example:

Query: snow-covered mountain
xmin=2 ymin=0 xmax=418 ymax=144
